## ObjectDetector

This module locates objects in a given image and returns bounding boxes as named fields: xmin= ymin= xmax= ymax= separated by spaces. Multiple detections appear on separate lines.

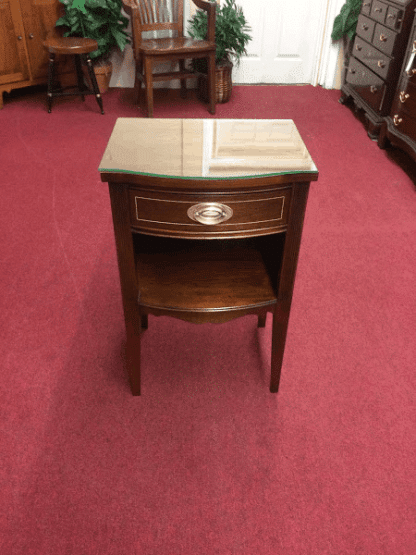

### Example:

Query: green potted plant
xmin=331 ymin=0 xmax=362 ymax=81
xmin=55 ymin=0 xmax=130 ymax=93
xmin=188 ymin=0 xmax=252 ymax=103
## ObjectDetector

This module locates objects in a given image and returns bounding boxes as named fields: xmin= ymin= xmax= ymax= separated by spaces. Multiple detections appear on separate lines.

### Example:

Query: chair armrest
xmin=191 ymin=0 xmax=216 ymax=43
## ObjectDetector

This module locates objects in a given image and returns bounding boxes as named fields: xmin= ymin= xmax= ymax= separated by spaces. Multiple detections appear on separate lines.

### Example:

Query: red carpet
xmin=1 ymin=85 xmax=416 ymax=554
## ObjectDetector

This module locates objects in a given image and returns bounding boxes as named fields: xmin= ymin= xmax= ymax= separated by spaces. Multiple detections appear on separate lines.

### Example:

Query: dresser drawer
xmin=373 ymin=23 xmax=397 ymax=56
xmin=129 ymin=189 xmax=292 ymax=238
xmin=371 ymin=0 xmax=388 ymax=24
xmin=392 ymin=79 xmax=416 ymax=117
xmin=385 ymin=5 xmax=403 ymax=30
xmin=354 ymin=36 xmax=392 ymax=79
xmin=388 ymin=110 xmax=416 ymax=143
xmin=357 ymin=14 xmax=376 ymax=42
xmin=361 ymin=0 xmax=372 ymax=16
xmin=346 ymin=57 xmax=387 ymax=113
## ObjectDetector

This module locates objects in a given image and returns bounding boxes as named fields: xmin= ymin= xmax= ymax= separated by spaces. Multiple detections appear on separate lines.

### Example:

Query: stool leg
xmin=74 ymin=54 xmax=86 ymax=101
xmin=46 ymin=52 xmax=55 ymax=113
xmin=84 ymin=54 xmax=104 ymax=114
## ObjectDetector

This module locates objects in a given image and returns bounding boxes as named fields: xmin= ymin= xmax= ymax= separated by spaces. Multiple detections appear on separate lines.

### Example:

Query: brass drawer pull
xmin=187 ymin=203 xmax=233 ymax=225
xmin=355 ymin=44 xmax=362 ymax=51
xmin=362 ymin=24 xmax=369 ymax=30
xmin=387 ymin=13 xmax=395 ymax=20
xmin=375 ymin=7 xmax=382 ymax=12
xmin=370 ymin=85 xmax=378 ymax=93
xmin=393 ymin=115 xmax=402 ymax=126
xmin=349 ymin=68 xmax=356 ymax=74
xmin=379 ymin=34 xmax=387 ymax=42
xmin=399 ymin=91 xmax=410 ymax=103
xmin=363 ymin=1 xmax=370 ymax=5
xmin=378 ymin=60 xmax=386 ymax=68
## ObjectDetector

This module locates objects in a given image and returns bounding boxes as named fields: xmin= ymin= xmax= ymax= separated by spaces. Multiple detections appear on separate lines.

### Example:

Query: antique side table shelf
xmin=99 ymin=118 xmax=318 ymax=396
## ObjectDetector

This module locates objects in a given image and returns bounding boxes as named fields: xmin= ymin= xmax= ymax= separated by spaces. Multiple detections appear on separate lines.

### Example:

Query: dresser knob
xmin=28 ymin=33 xmax=34 ymax=39
xmin=387 ymin=13 xmax=395 ymax=19
xmin=18 ymin=35 xmax=23 ymax=40
xmin=379 ymin=34 xmax=387 ymax=42
xmin=355 ymin=44 xmax=362 ymax=51
xmin=187 ymin=203 xmax=233 ymax=225
xmin=399 ymin=91 xmax=410 ymax=103
xmin=362 ymin=24 xmax=369 ymax=30
xmin=363 ymin=1 xmax=370 ymax=5
xmin=377 ymin=60 xmax=386 ymax=68
xmin=393 ymin=115 xmax=402 ymax=126
xmin=370 ymin=86 xmax=378 ymax=93
xmin=375 ymin=7 xmax=382 ymax=12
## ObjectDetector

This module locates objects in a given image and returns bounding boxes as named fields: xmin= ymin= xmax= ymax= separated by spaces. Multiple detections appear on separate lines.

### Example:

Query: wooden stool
xmin=43 ymin=37 xmax=104 ymax=114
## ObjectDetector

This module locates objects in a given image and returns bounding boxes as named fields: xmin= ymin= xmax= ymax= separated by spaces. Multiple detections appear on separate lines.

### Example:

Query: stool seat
xmin=42 ymin=37 xmax=104 ymax=114
xmin=43 ymin=37 xmax=99 ymax=55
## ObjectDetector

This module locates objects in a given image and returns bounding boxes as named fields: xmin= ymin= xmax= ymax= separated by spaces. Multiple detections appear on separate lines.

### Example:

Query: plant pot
xmin=83 ymin=59 xmax=113 ymax=94
xmin=197 ymin=60 xmax=233 ymax=104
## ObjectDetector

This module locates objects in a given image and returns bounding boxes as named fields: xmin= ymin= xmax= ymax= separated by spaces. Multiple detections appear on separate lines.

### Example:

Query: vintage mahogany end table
xmin=99 ymin=118 xmax=318 ymax=396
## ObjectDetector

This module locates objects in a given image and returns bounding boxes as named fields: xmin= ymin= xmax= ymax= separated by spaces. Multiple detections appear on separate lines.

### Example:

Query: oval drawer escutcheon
xmin=187 ymin=203 xmax=233 ymax=225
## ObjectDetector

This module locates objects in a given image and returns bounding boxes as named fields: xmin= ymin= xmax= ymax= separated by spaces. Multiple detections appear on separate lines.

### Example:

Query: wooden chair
xmin=122 ymin=0 xmax=216 ymax=117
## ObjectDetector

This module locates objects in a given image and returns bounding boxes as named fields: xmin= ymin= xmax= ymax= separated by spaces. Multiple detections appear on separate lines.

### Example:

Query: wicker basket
xmin=197 ymin=61 xmax=233 ymax=104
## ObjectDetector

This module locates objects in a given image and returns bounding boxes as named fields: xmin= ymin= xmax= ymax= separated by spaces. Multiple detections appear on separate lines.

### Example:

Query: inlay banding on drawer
xmin=129 ymin=189 xmax=292 ymax=238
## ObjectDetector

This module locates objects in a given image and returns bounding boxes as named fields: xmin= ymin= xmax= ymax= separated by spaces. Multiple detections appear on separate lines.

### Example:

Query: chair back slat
xmin=138 ymin=0 xmax=180 ymax=27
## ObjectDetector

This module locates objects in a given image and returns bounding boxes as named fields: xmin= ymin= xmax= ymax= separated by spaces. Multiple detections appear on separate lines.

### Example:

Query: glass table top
xmin=99 ymin=118 xmax=318 ymax=180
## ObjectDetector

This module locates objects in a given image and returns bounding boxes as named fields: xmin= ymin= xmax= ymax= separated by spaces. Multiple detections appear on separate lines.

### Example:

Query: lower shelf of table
xmin=134 ymin=234 xmax=284 ymax=315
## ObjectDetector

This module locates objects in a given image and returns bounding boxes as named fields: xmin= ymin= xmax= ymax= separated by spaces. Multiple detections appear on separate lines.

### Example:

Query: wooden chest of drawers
xmin=340 ymin=0 xmax=416 ymax=139
xmin=378 ymin=13 xmax=416 ymax=160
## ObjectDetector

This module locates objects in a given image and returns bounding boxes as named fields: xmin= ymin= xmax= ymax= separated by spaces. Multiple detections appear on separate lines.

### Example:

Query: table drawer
xmin=129 ymin=189 xmax=292 ymax=238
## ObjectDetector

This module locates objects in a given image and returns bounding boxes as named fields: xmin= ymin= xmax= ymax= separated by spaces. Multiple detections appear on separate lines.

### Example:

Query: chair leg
xmin=74 ymin=54 xmax=86 ymax=101
xmin=85 ymin=54 xmax=105 ymax=115
xmin=207 ymin=52 xmax=216 ymax=115
xmin=46 ymin=52 xmax=55 ymax=113
xmin=144 ymin=57 xmax=154 ymax=117
xmin=179 ymin=60 xmax=187 ymax=98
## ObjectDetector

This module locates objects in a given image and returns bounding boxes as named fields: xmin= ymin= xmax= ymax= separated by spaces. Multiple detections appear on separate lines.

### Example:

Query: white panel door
xmin=232 ymin=0 xmax=329 ymax=84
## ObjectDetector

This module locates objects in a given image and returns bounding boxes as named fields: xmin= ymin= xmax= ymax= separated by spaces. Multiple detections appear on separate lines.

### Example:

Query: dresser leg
xmin=257 ymin=313 xmax=266 ymax=328
xmin=141 ymin=314 xmax=148 ymax=330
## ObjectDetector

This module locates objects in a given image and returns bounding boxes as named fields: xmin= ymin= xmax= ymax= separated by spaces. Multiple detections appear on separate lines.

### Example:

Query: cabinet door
xmin=0 ymin=0 xmax=29 ymax=84
xmin=18 ymin=0 xmax=69 ymax=80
